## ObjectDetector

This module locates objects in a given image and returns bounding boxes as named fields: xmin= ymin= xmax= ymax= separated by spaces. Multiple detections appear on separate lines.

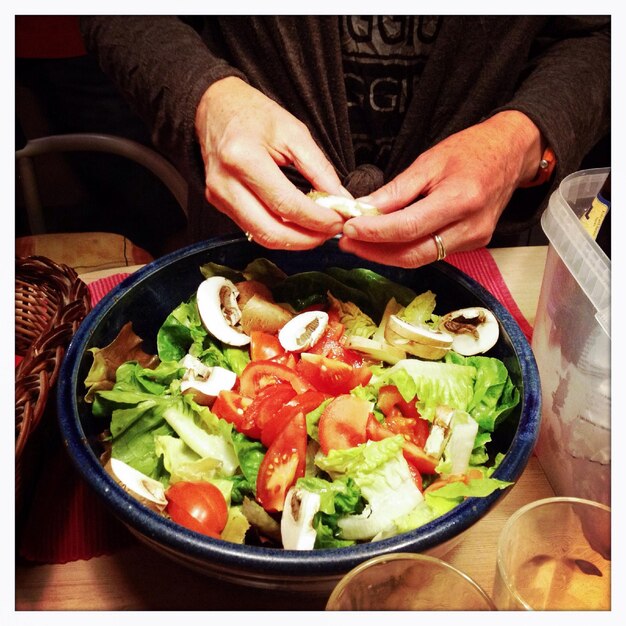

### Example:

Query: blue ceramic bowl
xmin=58 ymin=236 xmax=541 ymax=593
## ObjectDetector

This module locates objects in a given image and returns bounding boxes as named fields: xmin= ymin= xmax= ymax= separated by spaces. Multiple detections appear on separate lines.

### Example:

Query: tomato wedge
xmin=239 ymin=359 xmax=311 ymax=397
xmin=243 ymin=382 xmax=297 ymax=434
xmin=318 ymin=394 xmax=371 ymax=454
xmin=256 ymin=412 xmax=307 ymax=512
xmin=366 ymin=414 xmax=437 ymax=475
xmin=296 ymin=353 xmax=372 ymax=395
xmin=261 ymin=389 xmax=328 ymax=447
xmin=211 ymin=390 xmax=256 ymax=437
xmin=249 ymin=331 xmax=285 ymax=361
xmin=308 ymin=321 xmax=365 ymax=367
xmin=165 ymin=481 xmax=228 ymax=538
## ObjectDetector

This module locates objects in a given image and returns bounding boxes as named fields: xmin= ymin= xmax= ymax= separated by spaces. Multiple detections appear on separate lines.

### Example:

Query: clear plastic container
xmin=532 ymin=168 xmax=610 ymax=506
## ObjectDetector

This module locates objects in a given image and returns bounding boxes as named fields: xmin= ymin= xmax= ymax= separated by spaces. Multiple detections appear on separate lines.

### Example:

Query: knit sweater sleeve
xmin=80 ymin=16 xmax=246 ymax=179
xmin=492 ymin=16 xmax=610 ymax=185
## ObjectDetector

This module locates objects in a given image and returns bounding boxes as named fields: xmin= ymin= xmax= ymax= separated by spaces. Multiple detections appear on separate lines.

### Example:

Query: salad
xmin=84 ymin=258 xmax=520 ymax=550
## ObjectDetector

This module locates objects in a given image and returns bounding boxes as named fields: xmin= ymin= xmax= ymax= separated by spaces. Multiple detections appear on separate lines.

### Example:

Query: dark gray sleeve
xmin=80 ymin=16 xmax=247 ymax=180
xmin=494 ymin=16 xmax=610 ymax=184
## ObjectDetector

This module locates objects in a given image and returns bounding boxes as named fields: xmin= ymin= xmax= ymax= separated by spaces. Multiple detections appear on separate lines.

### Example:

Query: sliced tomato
xmin=406 ymin=460 xmax=424 ymax=491
xmin=256 ymin=412 xmax=307 ymax=512
xmin=318 ymin=394 xmax=371 ymax=454
xmin=261 ymin=389 xmax=328 ymax=447
xmin=378 ymin=385 xmax=417 ymax=417
xmin=239 ymin=359 xmax=311 ymax=397
xmin=243 ymin=382 xmax=298 ymax=435
xmin=309 ymin=321 xmax=366 ymax=367
xmin=296 ymin=353 xmax=372 ymax=395
xmin=165 ymin=481 xmax=228 ymax=538
xmin=249 ymin=331 xmax=285 ymax=361
xmin=211 ymin=390 xmax=256 ymax=437
xmin=366 ymin=414 xmax=438 ymax=475
xmin=377 ymin=385 xmax=429 ymax=447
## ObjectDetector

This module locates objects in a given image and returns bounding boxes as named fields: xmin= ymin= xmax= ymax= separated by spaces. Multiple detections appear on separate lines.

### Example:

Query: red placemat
xmin=17 ymin=248 xmax=532 ymax=564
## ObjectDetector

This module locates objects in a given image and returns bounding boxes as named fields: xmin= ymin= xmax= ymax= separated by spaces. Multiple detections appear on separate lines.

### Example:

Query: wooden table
xmin=15 ymin=246 xmax=551 ymax=611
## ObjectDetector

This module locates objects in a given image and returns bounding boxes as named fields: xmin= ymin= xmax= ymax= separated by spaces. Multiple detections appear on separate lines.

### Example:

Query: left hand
xmin=338 ymin=111 xmax=545 ymax=267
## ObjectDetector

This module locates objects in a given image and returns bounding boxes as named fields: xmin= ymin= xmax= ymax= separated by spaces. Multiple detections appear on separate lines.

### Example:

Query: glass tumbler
xmin=493 ymin=497 xmax=611 ymax=610
xmin=326 ymin=552 xmax=495 ymax=611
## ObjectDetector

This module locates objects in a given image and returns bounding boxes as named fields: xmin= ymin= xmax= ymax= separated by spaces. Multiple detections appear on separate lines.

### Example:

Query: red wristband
xmin=520 ymin=146 xmax=556 ymax=188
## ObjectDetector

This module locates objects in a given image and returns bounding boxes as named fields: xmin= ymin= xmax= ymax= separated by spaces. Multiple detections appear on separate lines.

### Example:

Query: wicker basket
xmin=15 ymin=255 xmax=92 ymax=515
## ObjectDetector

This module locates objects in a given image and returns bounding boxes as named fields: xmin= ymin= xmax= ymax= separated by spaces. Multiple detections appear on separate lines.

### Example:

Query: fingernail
xmin=339 ymin=186 xmax=354 ymax=199
xmin=356 ymin=195 xmax=372 ymax=204
xmin=343 ymin=222 xmax=357 ymax=238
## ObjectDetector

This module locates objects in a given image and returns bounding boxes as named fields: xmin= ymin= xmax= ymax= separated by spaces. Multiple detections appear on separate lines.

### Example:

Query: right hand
xmin=195 ymin=76 xmax=347 ymax=249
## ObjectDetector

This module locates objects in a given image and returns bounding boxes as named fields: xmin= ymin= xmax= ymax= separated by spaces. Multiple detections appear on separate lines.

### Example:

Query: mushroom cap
xmin=197 ymin=276 xmax=251 ymax=346
xmin=440 ymin=307 xmax=499 ymax=356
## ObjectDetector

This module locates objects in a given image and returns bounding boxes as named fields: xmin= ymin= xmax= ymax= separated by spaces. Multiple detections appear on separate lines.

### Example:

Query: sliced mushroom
xmin=384 ymin=314 xmax=453 ymax=360
xmin=281 ymin=487 xmax=321 ymax=550
xmin=106 ymin=457 xmax=168 ymax=512
xmin=278 ymin=310 xmax=329 ymax=352
xmin=180 ymin=365 xmax=237 ymax=406
xmin=197 ymin=276 xmax=250 ymax=346
xmin=343 ymin=335 xmax=406 ymax=365
xmin=439 ymin=307 xmax=499 ymax=355
xmin=307 ymin=191 xmax=380 ymax=218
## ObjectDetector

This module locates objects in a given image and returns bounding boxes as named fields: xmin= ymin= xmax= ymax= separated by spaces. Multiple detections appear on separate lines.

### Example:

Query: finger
xmin=338 ymin=225 xmax=457 ymax=269
xmin=356 ymin=166 xmax=431 ymax=213
xmin=226 ymin=147 xmax=345 ymax=234
xmin=208 ymin=177 xmax=334 ymax=250
xmin=287 ymin=133 xmax=351 ymax=197
xmin=342 ymin=191 xmax=457 ymax=243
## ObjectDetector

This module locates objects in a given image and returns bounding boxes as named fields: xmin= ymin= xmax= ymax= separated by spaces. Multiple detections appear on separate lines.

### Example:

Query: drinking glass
xmin=326 ymin=552 xmax=495 ymax=610
xmin=493 ymin=497 xmax=611 ymax=610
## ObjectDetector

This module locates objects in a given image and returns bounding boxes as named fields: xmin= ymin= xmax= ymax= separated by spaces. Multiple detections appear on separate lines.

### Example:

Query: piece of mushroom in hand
xmin=307 ymin=191 xmax=380 ymax=218
xmin=439 ymin=307 xmax=499 ymax=356
xmin=384 ymin=314 xmax=453 ymax=360
xmin=197 ymin=276 xmax=250 ymax=346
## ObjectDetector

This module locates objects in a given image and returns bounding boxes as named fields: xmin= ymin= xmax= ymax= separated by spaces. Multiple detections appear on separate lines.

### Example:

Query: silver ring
xmin=244 ymin=231 xmax=254 ymax=242
xmin=433 ymin=233 xmax=446 ymax=261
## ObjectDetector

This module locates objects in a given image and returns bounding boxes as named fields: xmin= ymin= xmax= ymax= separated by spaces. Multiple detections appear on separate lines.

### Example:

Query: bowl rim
xmin=58 ymin=235 xmax=541 ymax=577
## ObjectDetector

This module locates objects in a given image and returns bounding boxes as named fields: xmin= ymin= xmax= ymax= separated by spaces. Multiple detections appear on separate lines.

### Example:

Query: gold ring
xmin=433 ymin=233 xmax=446 ymax=261
xmin=244 ymin=231 xmax=254 ymax=242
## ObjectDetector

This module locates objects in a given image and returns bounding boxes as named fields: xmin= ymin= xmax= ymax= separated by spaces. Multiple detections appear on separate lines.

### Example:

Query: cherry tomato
xmin=211 ymin=390 xmax=257 ymax=437
xmin=243 ymin=382 xmax=297 ymax=435
xmin=366 ymin=414 xmax=437 ymax=475
xmin=261 ymin=389 xmax=328 ymax=447
xmin=239 ymin=360 xmax=311 ymax=397
xmin=318 ymin=394 xmax=371 ymax=454
xmin=256 ymin=412 xmax=307 ymax=512
xmin=165 ymin=481 xmax=228 ymax=538
xmin=296 ymin=353 xmax=372 ymax=395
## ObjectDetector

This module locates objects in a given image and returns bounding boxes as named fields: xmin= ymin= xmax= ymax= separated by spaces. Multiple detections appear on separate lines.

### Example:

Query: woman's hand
xmin=195 ymin=76 xmax=348 ymax=249
xmin=338 ymin=111 xmax=545 ymax=267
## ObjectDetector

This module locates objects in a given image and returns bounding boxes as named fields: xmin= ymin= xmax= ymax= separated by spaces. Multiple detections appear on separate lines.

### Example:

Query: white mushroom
xmin=384 ymin=314 xmax=453 ymax=360
xmin=439 ymin=307 xmax=499 ymax=356
xmin=278 ymin=310 xmax=329 ymax=352
xmin=343 ymin=335 xmax=406 ymax=364
xmin=180 ymin=365 xmax=237 ymax=405
xmin=281 ymin=487 xmax=321 ymax=550
xmin=196 ymin=276 xmax=250 ymax=346
xmin=106 ymin=457 xmax=168 ymax=512
xmin=307 ymin=191 xmax=380 ymax=218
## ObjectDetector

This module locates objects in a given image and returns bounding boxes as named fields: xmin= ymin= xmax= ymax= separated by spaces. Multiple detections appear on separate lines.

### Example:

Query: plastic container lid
xmin=541 ymin=168 xmax=610 ymax=337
